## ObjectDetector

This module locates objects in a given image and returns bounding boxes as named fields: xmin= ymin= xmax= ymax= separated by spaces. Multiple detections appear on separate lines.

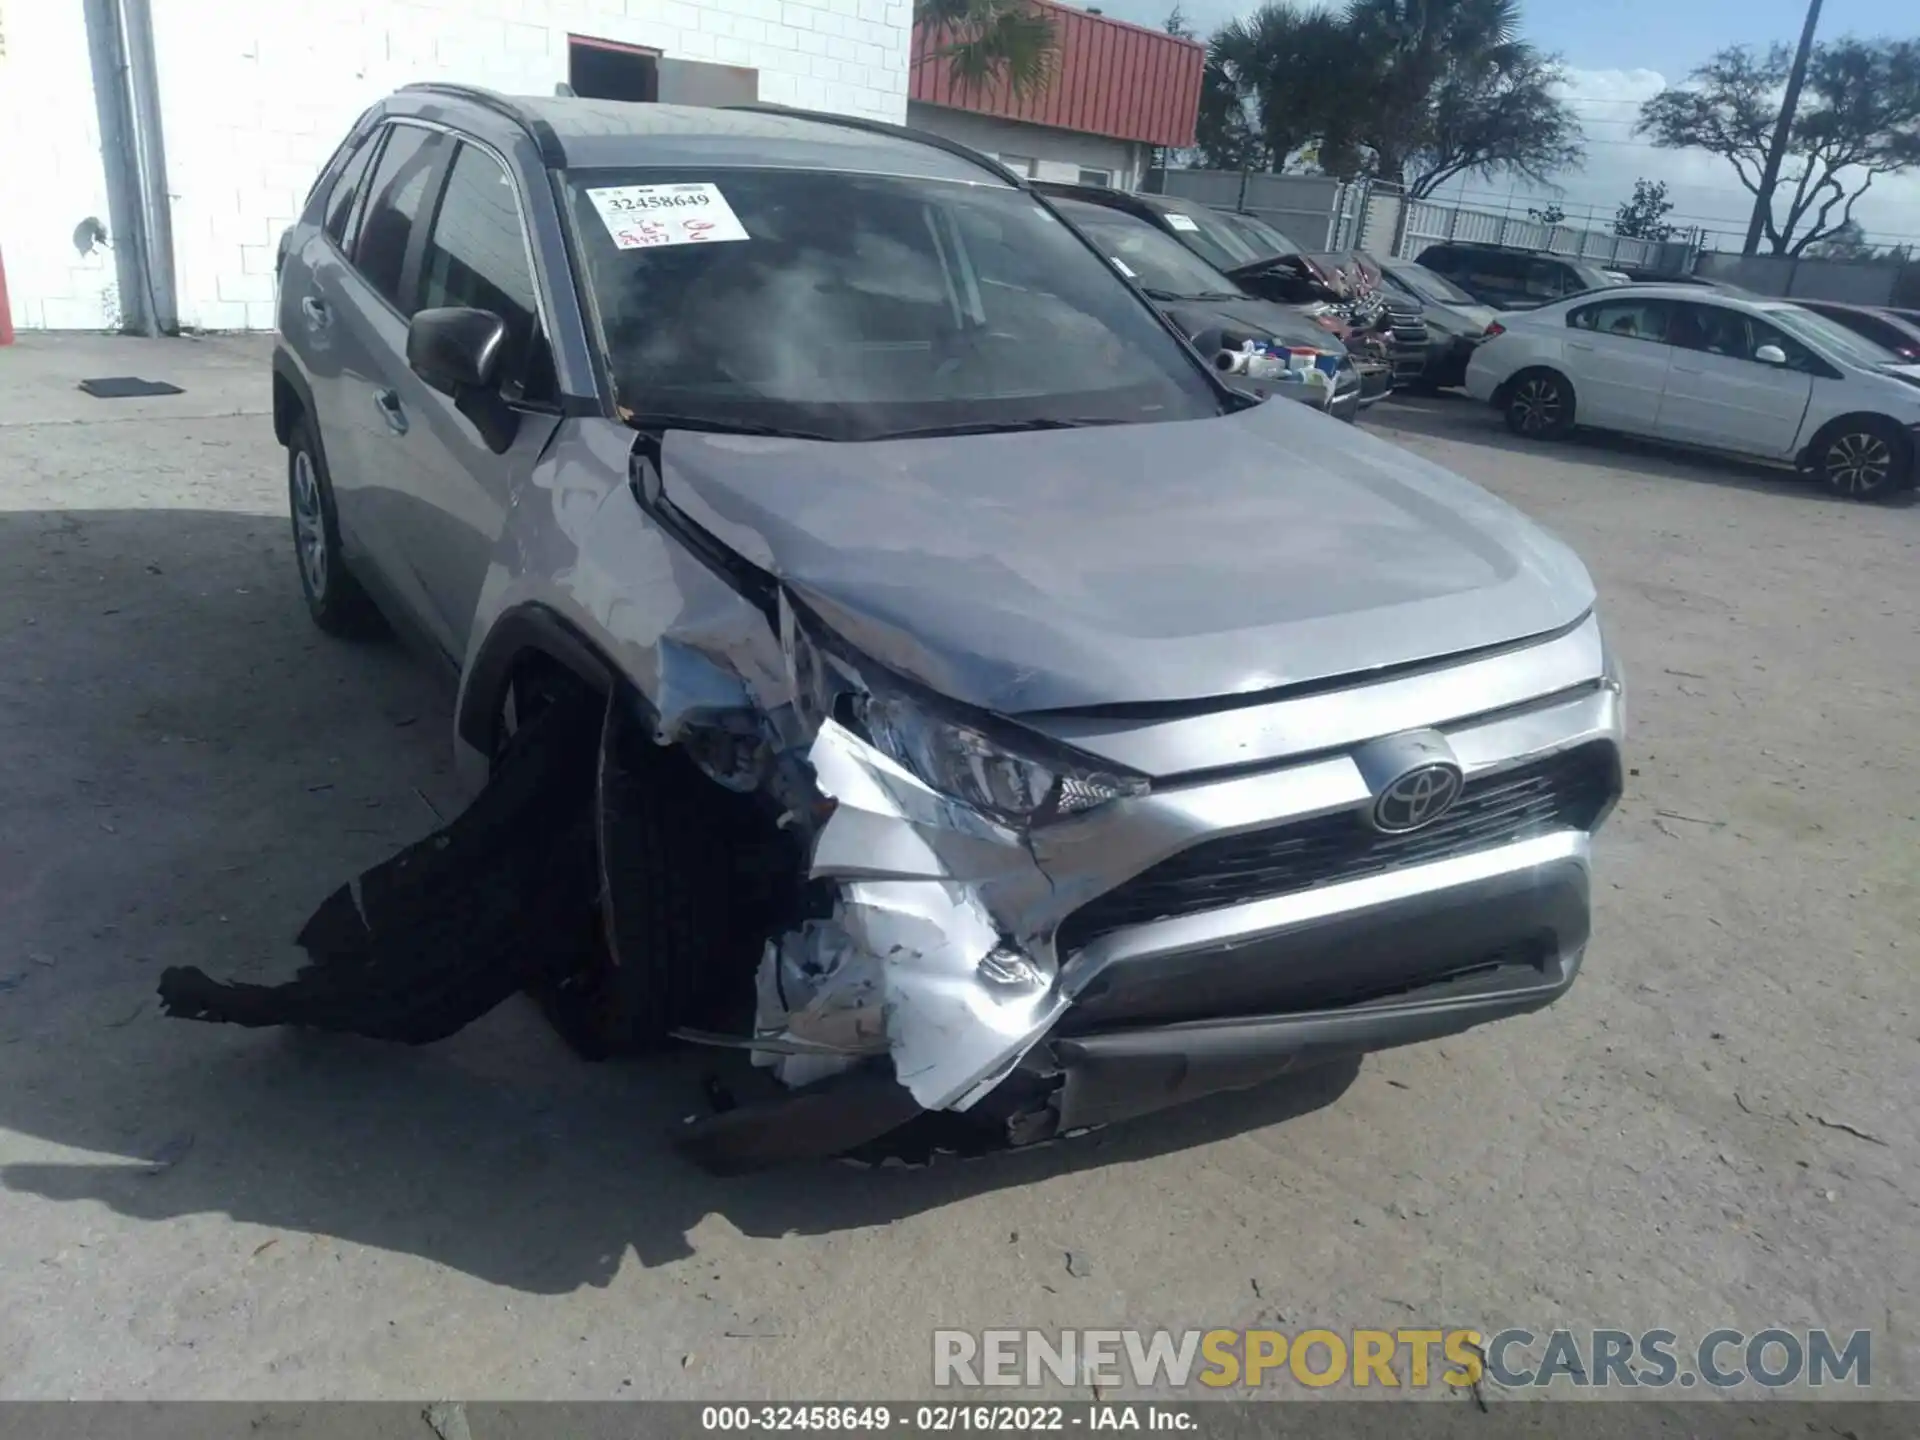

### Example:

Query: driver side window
xmin=1743 ymin=316 xmax=1824 ymax=375
xmin=417 ymin=142 xmax=552 ymax=402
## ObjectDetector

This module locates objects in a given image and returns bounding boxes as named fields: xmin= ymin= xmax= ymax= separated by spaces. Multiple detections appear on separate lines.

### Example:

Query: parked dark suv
xmin=165 ymin=86 xmax=1623 ymax=1170
xmin=1417 ymin=242 xmax=1626 ymax=310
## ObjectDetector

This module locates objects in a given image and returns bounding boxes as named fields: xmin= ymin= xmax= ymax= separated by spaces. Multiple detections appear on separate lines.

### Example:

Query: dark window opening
xmin=324 ymin=130 xmax=382 ymax=252
xmin=569 ymin=36 xmax=660 ymax=102
xmin=354 ymin=124 xmax=449 ymax=313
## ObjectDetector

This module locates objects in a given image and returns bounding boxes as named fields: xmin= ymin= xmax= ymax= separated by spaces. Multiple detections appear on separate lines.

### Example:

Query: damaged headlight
xmin=859 ymin=692 xmax=1144 ymax=825
xmin=783 ymin=598 xmax=1146 ymax=825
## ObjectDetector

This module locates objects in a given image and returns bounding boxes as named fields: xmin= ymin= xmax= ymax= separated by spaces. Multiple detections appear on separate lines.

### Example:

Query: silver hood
xmin=658 ymin=400 xmax=1595 ymax=715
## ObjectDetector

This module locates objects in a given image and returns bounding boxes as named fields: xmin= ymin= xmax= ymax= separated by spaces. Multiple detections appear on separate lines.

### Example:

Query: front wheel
xmin=1810 ymin=419 xmax=1913 ymax=501
xmin=1504 ymin=370 xmax=1575 ymax=439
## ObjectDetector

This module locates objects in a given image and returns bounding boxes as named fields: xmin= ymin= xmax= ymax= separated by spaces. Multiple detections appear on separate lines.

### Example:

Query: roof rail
xmin=720 ymin=102 xmax=1024 ymax=188
xmin=396 ymin=82 xmax=567 ymax=166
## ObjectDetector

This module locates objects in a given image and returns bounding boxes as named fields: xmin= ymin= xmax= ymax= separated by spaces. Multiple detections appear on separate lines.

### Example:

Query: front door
xmin=1656 ymin=303 xmax=1815 ymax=459
xmin=1560 ymin=295 xmax=1674 ymax=432
xmin=388 ymin=140 xmax=562 ymax=659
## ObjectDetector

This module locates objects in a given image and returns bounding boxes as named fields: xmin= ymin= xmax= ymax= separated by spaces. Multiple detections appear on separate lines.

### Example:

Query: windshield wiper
xmin=865 ymin=417 xmax=1126 ymax=441
xmin=619 ymin=410 xmax=834 ymax=442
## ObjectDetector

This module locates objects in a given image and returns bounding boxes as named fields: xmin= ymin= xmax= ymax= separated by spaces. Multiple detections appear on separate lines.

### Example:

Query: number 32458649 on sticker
xmin=586 ymin=182 xmax=751 ymax=249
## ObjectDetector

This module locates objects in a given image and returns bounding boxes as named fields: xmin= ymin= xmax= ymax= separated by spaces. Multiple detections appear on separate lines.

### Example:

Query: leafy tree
xmin=1612 ymin=178 xmax=1677 ymax=240
xmin=1196 ymin=0 xmax=1583 ymax=194
xmin=915 ymin=0 xmax=1057 ymax=99
xmin=1202 ymin=6 xmax=1348 ymax=172
xmin=1636 ymin=38 xmax=1920 ymax=255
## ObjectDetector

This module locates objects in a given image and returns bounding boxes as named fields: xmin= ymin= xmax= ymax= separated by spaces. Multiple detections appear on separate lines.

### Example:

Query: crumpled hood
xmin=658 ymin=401 xmax=1596 ymax=714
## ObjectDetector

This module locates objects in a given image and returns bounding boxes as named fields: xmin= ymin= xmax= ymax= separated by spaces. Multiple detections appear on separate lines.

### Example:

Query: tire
xmin=1503 ymin=369 xmax=1575 ymax=439
xmin=287 ymin=415 xmax=387 ymax=638
xmin=1808 ymin=417 xmax=1914 ymax=502
xmin=537 ymin=695 xmax=801 ymax=1059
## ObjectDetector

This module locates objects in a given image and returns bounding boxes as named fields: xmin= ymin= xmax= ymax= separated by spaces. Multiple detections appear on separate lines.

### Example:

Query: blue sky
xmin=1094 ymin=0 xmax=1920 ymax=247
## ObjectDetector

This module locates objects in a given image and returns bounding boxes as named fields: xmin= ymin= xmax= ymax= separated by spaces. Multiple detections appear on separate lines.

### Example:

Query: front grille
xmin=1056 ymin=742 xmax=1618 ymax=955
xmin=1385 ymin=300 xmax=1430 ymax=380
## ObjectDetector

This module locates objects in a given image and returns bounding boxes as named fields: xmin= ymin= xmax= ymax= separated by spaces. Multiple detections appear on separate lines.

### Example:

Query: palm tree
xmin=1206 ymin=6 xmax=1347 ymax=171
xmin=915 ymin=0 xmax=1058 ymax=100
xmin=1336 ymin=0 xmax=1528 ymax=186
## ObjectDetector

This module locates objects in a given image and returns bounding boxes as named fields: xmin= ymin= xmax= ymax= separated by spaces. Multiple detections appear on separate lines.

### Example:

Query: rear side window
xmin=354 ymin=124 xmax=448 ymax=312
xmin=324 ymin=132 xmax=382 ymax=250
xmin=1569 ymin=297 xmax=1671 ymax=342
xmin=418 ymin=143 xmax=550 ymax=399
xmin=1524 ymin=259 xmax=1572 ymax=299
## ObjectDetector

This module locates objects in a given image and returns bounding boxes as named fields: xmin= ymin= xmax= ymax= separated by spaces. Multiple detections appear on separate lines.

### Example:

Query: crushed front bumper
xmin=769 ymin=614 xmax=1623 ymax=1144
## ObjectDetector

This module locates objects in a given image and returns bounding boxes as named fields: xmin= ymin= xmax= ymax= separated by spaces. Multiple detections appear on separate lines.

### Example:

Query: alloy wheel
xmin=291 ymin=449 xmax=329 ymax=598
xmin=1512 ymin=377 xmax=1562 ymax=434
xmin=1824 ymin=431 xmax=1893 ymax=496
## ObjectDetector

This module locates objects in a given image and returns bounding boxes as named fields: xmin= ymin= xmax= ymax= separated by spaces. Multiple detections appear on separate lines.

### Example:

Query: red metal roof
xmin=909 ymin=2 xmax=1203 ymax=149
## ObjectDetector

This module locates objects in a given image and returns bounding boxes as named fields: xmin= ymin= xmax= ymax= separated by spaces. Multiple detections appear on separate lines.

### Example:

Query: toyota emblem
xmin=1369 ymin=762 xmax=1465 ymax=833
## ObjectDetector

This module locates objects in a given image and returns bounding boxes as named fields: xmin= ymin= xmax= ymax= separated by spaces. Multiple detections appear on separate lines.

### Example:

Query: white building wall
xmin=904 ymin=102 xmax=1148 ymax=191
xmin=0 ymin=2 xmax=122 ymax=330
xmin=4 ymin=0 xmax=913 ymax=332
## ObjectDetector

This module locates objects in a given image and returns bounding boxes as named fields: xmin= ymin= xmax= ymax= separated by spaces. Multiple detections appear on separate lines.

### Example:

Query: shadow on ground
xmin=1374 ymin=392 xmax=1918 ymax=507
xmin=0 ymin=505 xmax=1360 ymax=1294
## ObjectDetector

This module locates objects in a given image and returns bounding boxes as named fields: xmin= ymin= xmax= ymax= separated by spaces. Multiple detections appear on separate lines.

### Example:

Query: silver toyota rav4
xmin=240 ymin=86 xmax=1623 ymax=1164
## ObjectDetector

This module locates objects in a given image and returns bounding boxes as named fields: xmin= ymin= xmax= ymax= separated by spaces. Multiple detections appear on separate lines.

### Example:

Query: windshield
xmin=1058 ymin=202 xmax=1242 ymax=298
xmin=565 ymin=168 xmax=1224 ymax=440
xmin=1214 ymin=210 xmax=1302 ymax=257
xmin=1384 ymin=261 xmax=1477 ymax=307
xmin=1151 ymin=204 xmax=1265 ymax=270
xmin=1764 ymin=305 xmax=1900 ymax=366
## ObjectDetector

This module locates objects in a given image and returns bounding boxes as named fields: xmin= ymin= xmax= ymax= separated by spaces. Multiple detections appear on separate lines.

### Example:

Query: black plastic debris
xmin=78 ymin=377 xmax=185 ymax=399
xmin=158 ymin=702 xmax=603 ymax=1042
xmin=673 ymin=1064 xmax=925 ymax=1176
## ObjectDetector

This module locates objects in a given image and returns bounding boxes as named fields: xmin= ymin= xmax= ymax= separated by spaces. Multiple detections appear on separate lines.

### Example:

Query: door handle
xmin=1673 ymin=364 xmax=1703 ymax=374
xmin=1567 ymin=340 xmax=1594 ymax=351
xmin=373 ymin=388 xmax=409 ymax=435
xmin=300 ymin=296 xmax=330 ymax=328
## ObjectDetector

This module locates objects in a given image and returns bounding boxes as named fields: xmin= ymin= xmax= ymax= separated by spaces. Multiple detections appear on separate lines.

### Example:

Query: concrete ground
xmin=0 ymin=334 xmax=1914 ymax=1400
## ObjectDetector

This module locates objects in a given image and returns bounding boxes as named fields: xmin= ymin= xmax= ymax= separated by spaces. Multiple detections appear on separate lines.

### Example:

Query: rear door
xmin=327 ymin=122 xmax=456 ymax=648
xmin=282 ymin=125 xmax=384 ymax=555
xmin=1560 ymin=296 xmax=1674 ymax=431
xmin=1655 ymin=302 xmax=1815 ymax=458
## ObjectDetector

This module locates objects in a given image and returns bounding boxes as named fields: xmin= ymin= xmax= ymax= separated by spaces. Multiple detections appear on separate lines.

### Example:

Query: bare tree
xmin=1637 ymin=38 xmax=1920 ymax=255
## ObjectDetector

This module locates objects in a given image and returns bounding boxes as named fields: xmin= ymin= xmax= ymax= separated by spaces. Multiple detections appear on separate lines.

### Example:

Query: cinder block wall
xmin=0 ymin=0 xmax=911 ymax=331
xmin=0 ymin=2 xmax=124 ymax=330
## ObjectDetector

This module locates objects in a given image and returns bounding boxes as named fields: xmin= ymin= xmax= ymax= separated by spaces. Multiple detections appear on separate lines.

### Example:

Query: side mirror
xmin=1754 ymin=343 xmax=1788 ymax=366
xmin=407 ymin=307 xmax=507 ymax=396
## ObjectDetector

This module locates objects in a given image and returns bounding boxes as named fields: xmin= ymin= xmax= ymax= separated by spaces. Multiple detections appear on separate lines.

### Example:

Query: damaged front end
xmin=690 ymin=595 xmax=1153 ymax=1159
xmin=161 ymin=484 xmax=1151 ymax=1174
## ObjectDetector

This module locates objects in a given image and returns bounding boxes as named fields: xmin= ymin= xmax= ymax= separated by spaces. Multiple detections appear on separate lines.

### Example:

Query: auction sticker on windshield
xmin=586 ymin=182 xmax=750 ymax=249
xmin=1164 ymin=213 xmax=1200 ymax=231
